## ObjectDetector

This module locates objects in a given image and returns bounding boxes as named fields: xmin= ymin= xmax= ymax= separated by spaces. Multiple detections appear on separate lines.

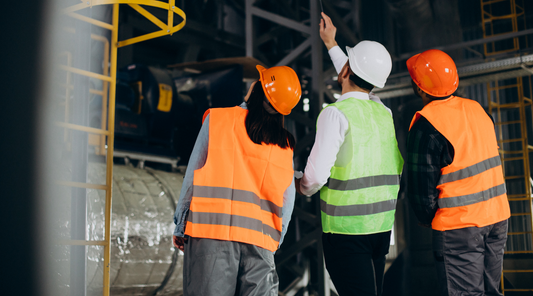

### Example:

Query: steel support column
xmin=245 ymin=0 xmax=329 ymax=294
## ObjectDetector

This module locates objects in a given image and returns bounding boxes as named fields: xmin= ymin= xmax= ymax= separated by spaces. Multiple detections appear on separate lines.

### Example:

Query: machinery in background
xmin=53 ymin=163 xmax=185 ymax=296
xmin=89 ymin=64 xmax=244 ymax=165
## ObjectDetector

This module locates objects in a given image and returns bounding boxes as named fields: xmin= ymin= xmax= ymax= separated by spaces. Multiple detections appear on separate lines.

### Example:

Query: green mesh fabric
xmin=320 ymin=98 xmax=404 ymax=235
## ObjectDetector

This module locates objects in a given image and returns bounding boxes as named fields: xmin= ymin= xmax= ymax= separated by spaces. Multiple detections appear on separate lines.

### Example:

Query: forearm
xmin=320 ymin=12 xmax=339 ymax=51
xmin=280 ymin=174 xmax=296 ymax=247
xmin=300 ymin=107 xmax=347 ymax=196
xmin=173 ymin=115 xmax=210 ymax=236
xmin=300 ymin=160 xmax=330 ymax=196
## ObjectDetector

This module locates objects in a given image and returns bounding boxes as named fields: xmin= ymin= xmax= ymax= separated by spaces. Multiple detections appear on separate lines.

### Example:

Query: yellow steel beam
xmin=504 ymin=175 xmax=526 ymax=180
xmin=89 ymin=89 xmax=104 ymax=96
xmin=508 ymin=196 xmax=530 ymax=201
xmin=103 ymin=4 xmax=119 ymax=296
xmin=482 ymin=0 xmax=509 ymax=5
xmin=487 ymin=84 xmax=520 ymax=90
xmin=499 ymin=150 xmax=525 ymax=154
xmin=501 ymin=157 xmax=526 ymax=161
xmin=59 ymin=65 xmax=113 ymax=82
xmin=507 ymin=231 xmax=533 ymax=235
xmin=118 ymin=4 xmax=185 ymax=47
xmin=66 ymin=11 xmax=114 ymax=30
xmin=495 ymin=120 xmax=522 ymax=125
xmin=483 ymin=15 xmax=522 ymax=22
xmin=63 ymin=1 xmax=186 ymax=48
xmin=60 ymin=52 xmax=72 ymax=143
xmin=499 ymin=139 xmax=523 ymax=144
xmin=89 ymin=34 xmax=110 ymax=156
xmin=64 ymin=0 xmax=169 ymax=14
xmin=55 ymin=122 xmax=110 ymax=136
xmin=57 ymin=240 xmax=107 ymax=246
xmin=57 ymin=180 xmax=108 ymax=191
xmin=511 ymin=212 xmax=532 ymax=216
xmin=117 ymin=29 xmax=168 ymax=48
xmin=505 ymin=250 xmax=533 ymax=254
xmin=168 ymin=0 xmax=174 ymax=34
xmin=129 ymin=4 xmax=166 ymax=30
xmin=60 ymin=2 xmax=187 ymax=295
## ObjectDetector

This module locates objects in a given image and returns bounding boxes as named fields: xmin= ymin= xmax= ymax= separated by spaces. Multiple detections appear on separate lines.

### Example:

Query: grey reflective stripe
xmin=439 ymin=156 xmax=502 ymax=185
xmin=320 ymin=199 xmax=397 ymax=216
xmin=438 ymin=183 xmax=506 ymax=208
xmin=193 ymin=185 xmax=282 ymax=218
xmin=326 ymin=174 xmax=400 ymax=191
xmin=187 ymin=211 xmax=281 ymax=242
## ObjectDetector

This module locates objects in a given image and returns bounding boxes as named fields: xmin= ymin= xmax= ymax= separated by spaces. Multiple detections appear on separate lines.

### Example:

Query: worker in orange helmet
xmin=172 ymin=65 xmax=301 ymax=296
xmin=406 ymin=49 xmax=510 ymax=296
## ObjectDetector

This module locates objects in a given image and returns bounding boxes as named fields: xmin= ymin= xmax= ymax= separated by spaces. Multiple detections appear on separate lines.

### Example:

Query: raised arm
xmin=319 ymin=12 xmax=338 ymax=50
xmin=320 ymin=12 xmax=347 ymax=75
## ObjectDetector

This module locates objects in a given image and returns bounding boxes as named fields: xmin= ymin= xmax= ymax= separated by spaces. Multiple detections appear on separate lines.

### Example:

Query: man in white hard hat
xmin=295 ymin=13 xmax=403 ymax=296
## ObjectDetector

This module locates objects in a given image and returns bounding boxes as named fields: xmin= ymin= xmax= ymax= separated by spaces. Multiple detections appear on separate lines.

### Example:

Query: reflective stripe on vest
xmin=438 ymin=183 xmax=506 ymax=208
xmin=188 ymin=211 xmax=281 ymax=242
xmin=192 ymin=185 xmax=282 ymax=218
xmin=320 ymin=98 xmax=404 ymax=235
xmin=409 ymin=96 xmax=510 ymax=230
xmin=184 ymin=107 xmax=293 ymax=252
xmin=438 ymin=155 xmax=501 ymax=185
xmin=320 ymin=199 xmax=397 ymax=216
xmin=327 ymin=174 xmax=400 ymax=191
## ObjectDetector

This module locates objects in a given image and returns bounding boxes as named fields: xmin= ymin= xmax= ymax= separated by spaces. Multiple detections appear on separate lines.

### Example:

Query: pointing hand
xmin=319 ymin=12 xmax=338 ymax=50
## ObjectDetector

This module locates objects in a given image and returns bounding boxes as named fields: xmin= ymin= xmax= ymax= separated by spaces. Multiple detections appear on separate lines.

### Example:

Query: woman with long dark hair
xmin=172 ymin=65 xmax=301 ymax=296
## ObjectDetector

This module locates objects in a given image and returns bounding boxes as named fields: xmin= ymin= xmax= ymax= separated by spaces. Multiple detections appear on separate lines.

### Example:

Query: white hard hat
xmin=346 ymin=41 xmax=392 ymax=88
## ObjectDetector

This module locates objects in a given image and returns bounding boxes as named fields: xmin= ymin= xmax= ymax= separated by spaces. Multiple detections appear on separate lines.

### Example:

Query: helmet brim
xmin=406 ymin=53 xmax=422 ymax=90
xmin=255 ymin=64 xmax=290 ymax=115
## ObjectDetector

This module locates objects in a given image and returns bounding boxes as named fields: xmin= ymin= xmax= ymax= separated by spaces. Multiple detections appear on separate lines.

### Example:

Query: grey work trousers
xmin=433 ymin=219 xmax=508 ymax=296
xmin=183 ymin=237 xmax=278 ymax=296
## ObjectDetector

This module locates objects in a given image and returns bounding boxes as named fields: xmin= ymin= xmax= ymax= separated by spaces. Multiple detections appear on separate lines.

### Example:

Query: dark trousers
xmin=433 ymin=219 xmax=508 ymax=296
xmin=322 ymin=231 xmax=391 ymax=296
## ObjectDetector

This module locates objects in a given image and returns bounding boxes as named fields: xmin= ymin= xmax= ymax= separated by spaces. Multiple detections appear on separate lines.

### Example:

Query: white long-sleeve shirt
xmin=299 ymin=46 xmax=392 ymax=196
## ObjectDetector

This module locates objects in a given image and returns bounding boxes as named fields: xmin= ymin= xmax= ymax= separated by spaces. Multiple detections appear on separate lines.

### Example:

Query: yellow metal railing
xmin=488 ymin=76 xmax=533 ymax=294
xmin=481 ymin=0 xmax=525 ymax=56
xmin=482 ymin=1 xmax=533 ymax=293
xmin=57 ymin=1 xmax=186 ymax=295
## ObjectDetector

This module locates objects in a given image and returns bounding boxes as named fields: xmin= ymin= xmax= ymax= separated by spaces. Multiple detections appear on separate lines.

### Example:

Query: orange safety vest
xmin=409 ymin=96 xmax=510 ymax=231
xmin=184 ymin=106 xmax=294 ymax=251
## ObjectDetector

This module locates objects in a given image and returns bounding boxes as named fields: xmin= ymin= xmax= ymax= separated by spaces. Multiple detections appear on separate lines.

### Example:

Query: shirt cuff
xmin=328 ymin=45 xmax=348 ymax=75
xmin=300 ymin=179 xmax=322 ymax=196
xmin=173 ymin=223 xmax=185 ymax=237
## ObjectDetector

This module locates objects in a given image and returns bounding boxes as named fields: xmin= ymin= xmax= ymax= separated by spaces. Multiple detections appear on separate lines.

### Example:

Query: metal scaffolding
xmin=56 ymin=1 xmax=186 ymax=295
xmin=245 ymin=0 xmax=332 ymax=294
xmin=481 ymin=0 xmax=533 ymax=293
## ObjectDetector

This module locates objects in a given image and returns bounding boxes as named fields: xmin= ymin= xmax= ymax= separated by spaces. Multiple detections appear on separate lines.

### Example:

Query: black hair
xmin=245 ymin=81 xmax=296 ymax=149
xmin=427 ymin=93 xmax=451 ymax=100
xmin=348 ymin=69 xmax=374 ymax=92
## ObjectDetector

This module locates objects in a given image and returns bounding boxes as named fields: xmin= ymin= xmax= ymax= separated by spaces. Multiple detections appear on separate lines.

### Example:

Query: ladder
xmin=482 ymin=0 xmax=533 ymax=294
xmin=55 ymin=2 xmax=187 ymax=296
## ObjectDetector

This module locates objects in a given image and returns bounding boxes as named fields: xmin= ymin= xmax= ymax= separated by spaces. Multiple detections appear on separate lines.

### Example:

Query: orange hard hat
xmin=256 ymin=65 xmax=301 ymax=115
xmin=406 ymin=49 xmax=458 ymax=97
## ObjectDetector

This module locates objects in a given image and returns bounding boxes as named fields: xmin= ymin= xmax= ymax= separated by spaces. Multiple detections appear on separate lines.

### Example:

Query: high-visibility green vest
xmin=320 ymin=98 xmax=404 ymax=235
